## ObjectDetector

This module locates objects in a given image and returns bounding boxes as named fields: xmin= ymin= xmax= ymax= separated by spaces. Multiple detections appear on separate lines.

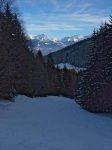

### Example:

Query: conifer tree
xmin=0 ymin=0 xmax=78 ymax=99
xmin=47 ymin=53 xmax=54 ymax=69
xmin=75 ymin=29 xmax=98 ymax=110
xmin=76 ymin=17 xmax=112 ymax=112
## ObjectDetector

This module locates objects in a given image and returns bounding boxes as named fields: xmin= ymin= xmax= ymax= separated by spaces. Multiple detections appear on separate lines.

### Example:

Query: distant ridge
xmin=28 ymin=34 xmax=85 ymax=55
xmin=46 ymin=38 xmax=91 ymax=68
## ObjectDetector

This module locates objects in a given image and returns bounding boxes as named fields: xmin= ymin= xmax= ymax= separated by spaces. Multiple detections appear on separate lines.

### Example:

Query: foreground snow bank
xmin=0 ymin=95 xmax=112 ymax=150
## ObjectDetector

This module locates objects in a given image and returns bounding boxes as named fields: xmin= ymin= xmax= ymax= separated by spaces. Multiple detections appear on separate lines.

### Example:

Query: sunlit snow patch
xmin=55 ymin=63 xmax=86 ymax=72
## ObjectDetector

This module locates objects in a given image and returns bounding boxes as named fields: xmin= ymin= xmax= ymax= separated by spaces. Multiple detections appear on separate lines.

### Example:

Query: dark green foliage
xmin=76 ymin=16 xmax=112 ymax=113
xmin=47 ymin=53 xmax=54 ymax=69
xmin=61 ymin=66 xmax=77 ymax=98
xmin=0 ymin=1 xmax=78 ymax=99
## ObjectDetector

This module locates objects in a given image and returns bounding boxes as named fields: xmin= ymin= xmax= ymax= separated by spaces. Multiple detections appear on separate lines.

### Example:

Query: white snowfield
xmin=55 ymin=63 xmax=86 ymax=72
xmin=0 ymin=95 xmax=112 ymax=150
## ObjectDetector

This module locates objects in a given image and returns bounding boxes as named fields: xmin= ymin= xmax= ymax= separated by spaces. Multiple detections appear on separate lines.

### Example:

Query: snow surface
xmin=0 ymin=95 xmax=112 ymax=150
xmin=55 ymin=63 xmax=86 ymax=72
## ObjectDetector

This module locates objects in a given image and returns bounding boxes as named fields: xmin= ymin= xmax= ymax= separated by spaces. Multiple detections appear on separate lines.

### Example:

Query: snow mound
xmin=0 ymin=95 xmax=112 ymax=150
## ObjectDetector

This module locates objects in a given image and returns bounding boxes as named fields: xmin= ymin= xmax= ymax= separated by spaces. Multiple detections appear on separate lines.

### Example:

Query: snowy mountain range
xmin=29 ymin=34 xmax=85 ymax=55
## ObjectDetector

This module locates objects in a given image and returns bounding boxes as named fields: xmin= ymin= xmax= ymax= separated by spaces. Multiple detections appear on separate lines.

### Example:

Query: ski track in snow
xmin=0 ymin=95 xmax=112 ymax=150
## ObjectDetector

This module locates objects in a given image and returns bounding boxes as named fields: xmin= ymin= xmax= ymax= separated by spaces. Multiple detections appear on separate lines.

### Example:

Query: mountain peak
xmin=61 ymin=35 xmax=85 ymax=43
xmin=33 ymin=34 xmax=49 ymax=41
xmin=51 ymin=38 xmax=59 ymax=42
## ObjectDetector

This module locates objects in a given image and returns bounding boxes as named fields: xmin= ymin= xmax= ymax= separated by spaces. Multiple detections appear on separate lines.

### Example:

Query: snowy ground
xmin=0 ymin=95 xmax=112 ymax=150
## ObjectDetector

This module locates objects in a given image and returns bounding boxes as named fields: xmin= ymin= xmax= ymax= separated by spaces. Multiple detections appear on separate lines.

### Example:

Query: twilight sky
xmin=16 ymin=0 xmax=112 ymax=38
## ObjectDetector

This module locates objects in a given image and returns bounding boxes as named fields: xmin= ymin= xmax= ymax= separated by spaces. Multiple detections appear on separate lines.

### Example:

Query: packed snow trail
xmin=0 ymin=95 xmax=112 ymax=150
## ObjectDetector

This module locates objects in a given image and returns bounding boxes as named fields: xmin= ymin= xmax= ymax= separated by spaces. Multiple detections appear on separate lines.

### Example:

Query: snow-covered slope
xmin=0 ymin=95 xmax=112 ymax=150
xmin=29 ymin=34 xmax=85 ymax=55
xmin=55 ymin=63 xmax=86 ymax=72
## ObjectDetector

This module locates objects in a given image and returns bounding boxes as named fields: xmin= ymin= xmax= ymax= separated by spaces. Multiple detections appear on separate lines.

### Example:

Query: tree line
xmin=76 ymin=16 xmax=112 ymax=113
xmin=0 ymin=0 xmax=78 ymax=100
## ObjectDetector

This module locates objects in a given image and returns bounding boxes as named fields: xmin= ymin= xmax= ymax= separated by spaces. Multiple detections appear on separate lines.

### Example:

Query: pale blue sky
xmin=17 ymin=0 xmax=112 ymax=38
